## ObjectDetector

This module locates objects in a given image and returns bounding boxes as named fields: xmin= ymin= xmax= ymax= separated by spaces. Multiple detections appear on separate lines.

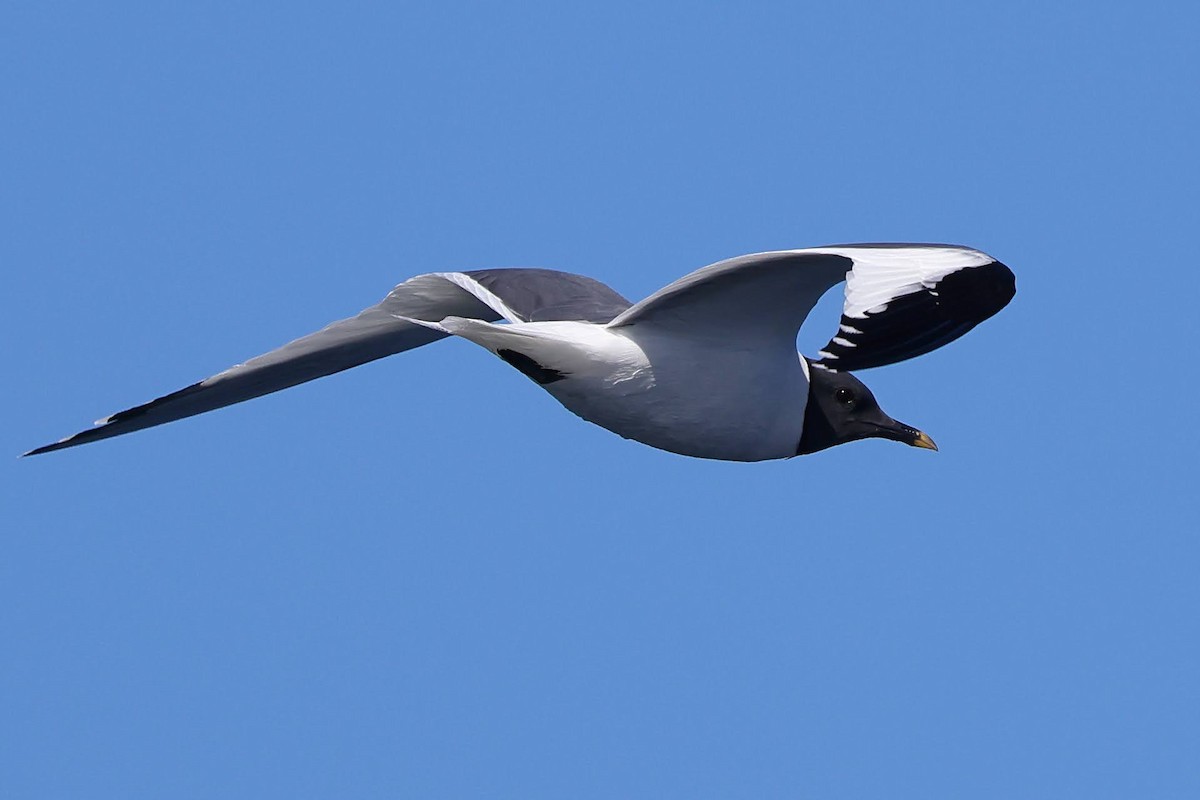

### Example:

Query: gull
xmin=25 ymin=244 xmax=1015 ymax=461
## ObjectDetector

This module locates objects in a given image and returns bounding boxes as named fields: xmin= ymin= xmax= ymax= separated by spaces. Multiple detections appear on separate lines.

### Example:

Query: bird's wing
xmin=807 ymin=244 xmax=1015 ymax=371
xmin=462 ymin=268 xmax=631 ymax=323
xmin=608 ymin=244 xmax=1014 ymax=369
xmin=608 ymin=250 xmax=851 ymax=343
xmin=26 ymin=268 xmax=631 ymax=455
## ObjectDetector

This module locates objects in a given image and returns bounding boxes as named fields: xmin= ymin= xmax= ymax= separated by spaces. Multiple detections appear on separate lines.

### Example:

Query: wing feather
xmin=810 ymin=244 xmax=1015 ymax=371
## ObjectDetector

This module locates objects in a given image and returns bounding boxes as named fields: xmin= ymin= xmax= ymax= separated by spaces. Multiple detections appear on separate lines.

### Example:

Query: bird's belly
xmin=448 ymin=319 xmax=808 ymax=462
xmin=546 ymin=337 xmax=808 ymax=462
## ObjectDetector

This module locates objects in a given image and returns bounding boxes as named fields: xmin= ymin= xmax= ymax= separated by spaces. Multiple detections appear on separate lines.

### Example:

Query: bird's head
xmin=795 ymin=362 xmax=937 ymax=455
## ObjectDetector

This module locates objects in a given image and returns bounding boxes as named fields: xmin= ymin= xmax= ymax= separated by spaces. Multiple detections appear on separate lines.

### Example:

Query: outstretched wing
xmin=25 ymin=268 xmax=631 ymax=455
xmin=609 ymin=244 xmax=1013 ymax=369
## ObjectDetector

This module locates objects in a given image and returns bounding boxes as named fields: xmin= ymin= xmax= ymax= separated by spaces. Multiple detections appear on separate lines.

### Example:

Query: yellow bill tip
xmin=912 ymin=430 xmax=938 ymax=451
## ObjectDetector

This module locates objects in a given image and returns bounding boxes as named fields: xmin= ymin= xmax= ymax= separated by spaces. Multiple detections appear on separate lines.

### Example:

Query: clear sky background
xmin=3 ymin=2 xmax=1198 ymax=798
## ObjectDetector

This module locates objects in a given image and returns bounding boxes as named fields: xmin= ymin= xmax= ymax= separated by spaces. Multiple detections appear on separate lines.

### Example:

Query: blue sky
xmin=3 ymin=2 xmax=1198 ymax=797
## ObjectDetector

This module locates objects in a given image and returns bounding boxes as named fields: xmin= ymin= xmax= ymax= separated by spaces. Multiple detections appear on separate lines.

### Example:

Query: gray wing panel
xmin=25 ymin=274 xmax=503 ymax=455
xmin=608 ymin=252 xmax=851 ymax=341
xmin=464 ymin=268 xmax=632 ymax=323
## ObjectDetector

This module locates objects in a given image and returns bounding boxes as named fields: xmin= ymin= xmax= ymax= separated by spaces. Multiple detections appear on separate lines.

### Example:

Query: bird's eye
xmin=835 ymin=387 xmax=856 ymax=407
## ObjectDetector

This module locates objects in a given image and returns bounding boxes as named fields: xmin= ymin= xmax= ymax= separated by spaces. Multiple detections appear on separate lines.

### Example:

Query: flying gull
xmin=25 ymin=244 xmax=1015 ymax=461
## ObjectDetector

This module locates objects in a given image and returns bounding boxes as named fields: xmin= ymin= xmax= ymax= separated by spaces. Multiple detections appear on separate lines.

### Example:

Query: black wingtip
xmin=20 ymin=381 xmax=211 ymax=458
xmin=945 ymin=259 xmax=1016 ymax=322
xmin=22 ymin=438 xmax=75 ymax=457
xmin=22 ymin=426 xmax=100 ymax=457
